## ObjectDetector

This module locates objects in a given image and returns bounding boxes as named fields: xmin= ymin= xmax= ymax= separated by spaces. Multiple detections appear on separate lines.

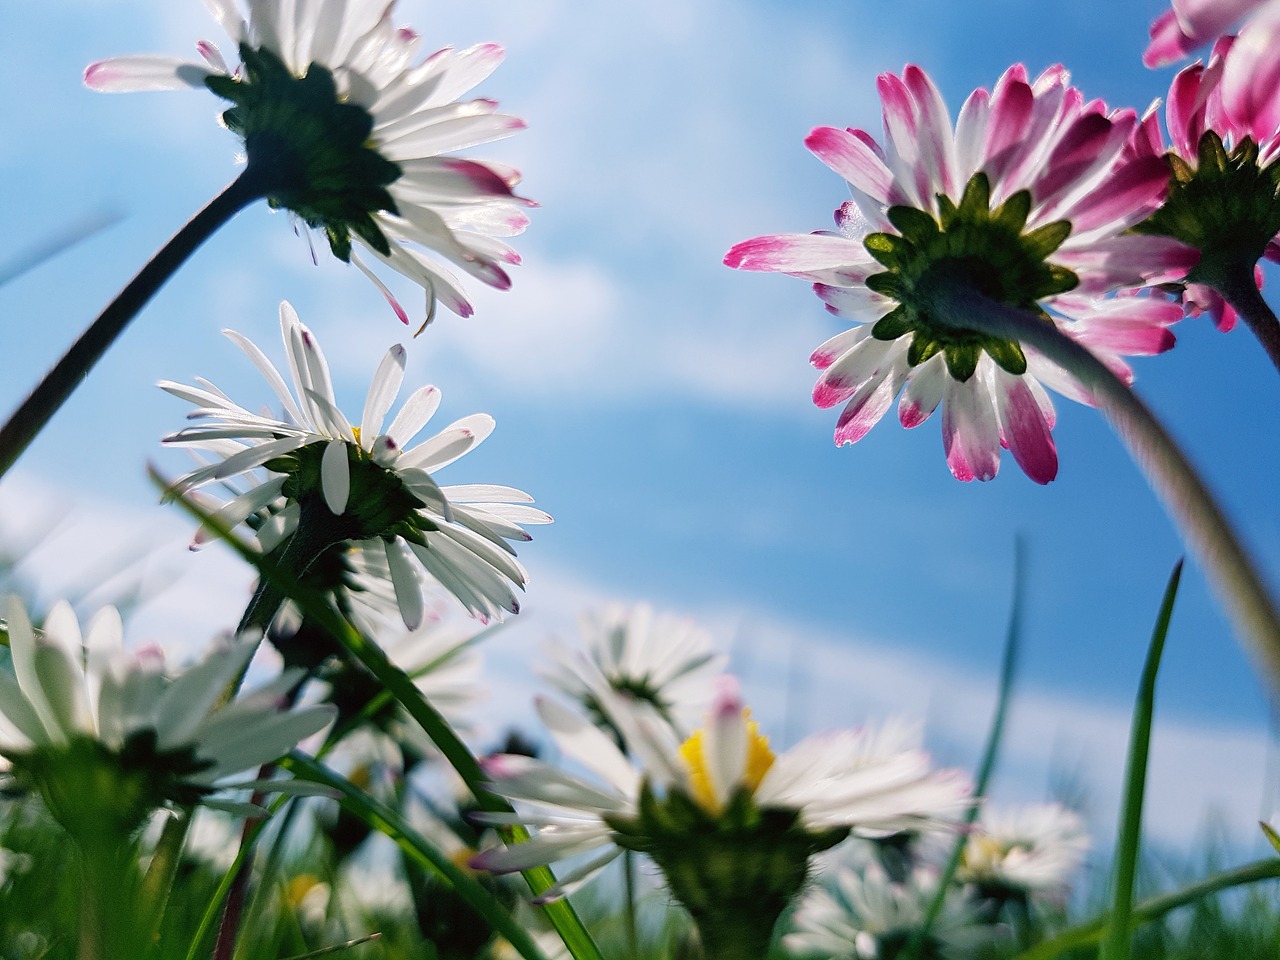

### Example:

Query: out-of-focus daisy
xmin=160 ymin=301 xmax=550 ymax=627
xmin=957 ymin=803 xmax=1089 ymax=901
xmin=473 ymin=678 xmax=970 ymax=957
xmin=726 ymin=64 xmax=1194 ymax=483
xmin=784 ymin=860 xmax=990 ymax=960
xmin=1134 ymin=39 xmax=1280 ymax=342
xmin=540 ymin=603 xmax=726 ymax=740
xmin=86 ymin=0 xmax=531 ymax=325
xmin=0 ymin=596 xmax=335 ymax=842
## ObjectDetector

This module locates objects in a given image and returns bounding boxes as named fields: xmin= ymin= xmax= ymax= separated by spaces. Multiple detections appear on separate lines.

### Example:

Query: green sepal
xmin=907 ymin=334 xmax=942 ymax=367
xmin=944 ymin=342 xmax=981 ymax=382
xmin=871 ymin=305 xmax=913 ymax=341
xmin=1022 ymin=219 xmax=1072 ymax=260
xmin=888 ymin=205 xmax=941 ymax=245
xmin=957 ymin=172 xmax=992 ymax=222
xmin=865 ymin=232 xmax=909 ymax=269
xmin=865 ymin=270 xmax=906 ymax=298
xmin=985 ymin=336 xmax=1028 ymax=375
xmin=1262 ymin=821 xmax=1280 ymax=857
xmin=994 ymin=189 xmax=1032 ymax=234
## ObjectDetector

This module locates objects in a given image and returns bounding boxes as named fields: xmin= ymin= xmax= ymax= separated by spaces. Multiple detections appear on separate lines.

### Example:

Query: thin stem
xmin=1099 ymin=562 xmax=1181 ymax=960
xmin=623 ymin=850 xmax=640 ymax=959
xmin=904 ymin=540 xmax=1024 ymax=960
xmin=927 ymin=285 xmax=1280 ymax=692
xmin=140 ymin=809 xmax=193 ymax=943
xmin=0 ymin=170 xmax=266 ymax=482
xmin=1213 ymin=260 xmax=1280 ymax=377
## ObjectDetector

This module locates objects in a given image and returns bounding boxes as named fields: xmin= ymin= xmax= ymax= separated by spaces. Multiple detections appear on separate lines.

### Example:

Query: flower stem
xmin=0 ymin=170 xmax=266 ymax=482
xmin=1212 ymin=260 xmax=1280 ymax=377
xmin=926 ymin=285 xmax=1280 ymax=693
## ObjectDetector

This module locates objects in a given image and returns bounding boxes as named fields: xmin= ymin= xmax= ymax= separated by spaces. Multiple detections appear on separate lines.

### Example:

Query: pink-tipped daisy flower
xmin=726 ymin=64 xmax=1195 ymax=483
xmin=85 ymin=0 xmax=532 ymax=327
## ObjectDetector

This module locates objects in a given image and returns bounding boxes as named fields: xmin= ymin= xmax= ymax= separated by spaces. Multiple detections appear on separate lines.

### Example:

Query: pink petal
xmin=898 ymin=353 xmax=947 ymax=427
xmin=1054 ymin=235 xmax=1199 ymax=292
xmin=1144 ymin=9 xmax=1203 ymax=67
xmin=1222 ymin=6 xmax=1280 ymax=137
xmin=995 ymin=373 xmax=1058 ymax=484
xmin=805 ymin=127 xmax=895 ymax=202
xmin=832 ymin=353 xmax=909 ymax=445
xmin=84 ymin=55 xmax=211 ymax=92
xmin=724 ymin=234 xmax=863 ymax=274
xmin=1064 ymin=155 xmax=1171 ymax=234
xmin=941 ymin=374 xmax=1002 ymax=482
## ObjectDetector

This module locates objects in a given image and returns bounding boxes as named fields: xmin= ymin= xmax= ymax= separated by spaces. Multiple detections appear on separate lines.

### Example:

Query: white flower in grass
xmin=0 ymin=596 xmax=335 ymax=841
xmin=473 ymin=675 xmax=971 ymax=954
xmin=160 ymin=301 xmax=550 ymax=626
xmin=541 ymin=603 xmax=727 ymax=740
xmin=957 ymin=802 xmax=1089 ymax=898
xmin=86 ymin=0 xmax=532 ymax=326
xmin=785 ymin=860 xmax=990 ymax=960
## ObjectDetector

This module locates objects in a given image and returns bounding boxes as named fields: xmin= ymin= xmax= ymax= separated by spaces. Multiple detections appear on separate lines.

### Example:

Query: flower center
xmin=864 ymin=172 xmax=1078 ymax=382
xmin=677 ymin=709 xmax=776 ymax=814
xmin=206 ymin=43 xmax=403 ymax=262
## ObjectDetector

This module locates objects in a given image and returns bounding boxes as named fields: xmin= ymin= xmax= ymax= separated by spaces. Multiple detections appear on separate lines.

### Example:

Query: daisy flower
xmin=725 ymin=64 xmax=1195 ymax=483
xmin=784 ymin=860 xmax=990 ymax=960
xmin=0 ymin=595 xmax=336 ymax=842
xmin=160 ymin=300 xmax=550 ymax=627
xmin=1133 ymin=39 xmax=1280 ymax=333
xmin=85 ymin=0 xmax=532 ymax=325
xmin=473 ymin=678 xmax=969 ymax=956
xmin=956 ymin=803 xmax=1090 ymax=900
xmin=540 ymin=603 xmax=727 ymax=740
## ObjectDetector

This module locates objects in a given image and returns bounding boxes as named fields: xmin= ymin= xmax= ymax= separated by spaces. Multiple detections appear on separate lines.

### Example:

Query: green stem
xmin=1212 ymin=260 xmax=1280 ymax=378
xmin=624 ymin=850 xmax=640 ymax=959
xmin=140 ymin=808 xmax=193 ymax=943
xmin=904 ymin=539 xmax=1024 ymax=960
xmin=152 ymin=467 xmax=605 ymax=960
xmin=927 ymin=285 xmax=1280 ymax=692
xmin=1100 ymin=562 xmax=1182 ymax=960
xmin=0 ymin=170 xmax=266 ymax=482
xmin=1018 ymin=858 xmax=1280 ymax=960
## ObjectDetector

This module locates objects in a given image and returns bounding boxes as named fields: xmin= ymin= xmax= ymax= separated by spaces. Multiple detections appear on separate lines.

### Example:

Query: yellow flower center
xmin=351 ymin=425 xmax=362 ymax=446
xmin=678 ymin=709 xmax=776 ymax=814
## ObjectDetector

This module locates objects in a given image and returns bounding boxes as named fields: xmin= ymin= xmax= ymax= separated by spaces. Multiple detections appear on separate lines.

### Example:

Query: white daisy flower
xmin=472 ymin=677 xmax=971 ymax=922
xmin=540 ymin=602 xmax=727 ymax=740
xmin=957 ymin=802 xmax=1090 ymax=897
xmin=86 ymin=0 xmax=532 ymax=325
xmin=160 ymin=300 xmax=550 ymax=627
xmin=0 ymin=595 xmax=336 ymax=839
xmin=785 ymin=860 xmax=991 ymax=960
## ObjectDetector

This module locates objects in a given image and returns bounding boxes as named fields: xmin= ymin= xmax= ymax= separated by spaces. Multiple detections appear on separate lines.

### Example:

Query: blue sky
xmin=2 ymin=0 xmax=1279 ymax=847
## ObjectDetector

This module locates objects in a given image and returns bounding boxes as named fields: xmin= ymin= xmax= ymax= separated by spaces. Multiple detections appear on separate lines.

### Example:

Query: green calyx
xmin=1136 ymin=130 xmax=1280 ymax=286
xmin=864 ymin=172 xmax=1078 ymax=382
xmin=207 ymin=43 xmax=403 ymax=261
xmin=607 ymin=783 xmax=847 ymax=959
xmin=265 ymin=439 xmax=438 ymax=546
xmin=13 ymin=734 xmax=213 ymax=844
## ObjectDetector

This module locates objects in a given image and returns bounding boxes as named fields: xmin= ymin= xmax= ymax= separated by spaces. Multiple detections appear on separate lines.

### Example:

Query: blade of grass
xmin=1099 ymin=560 xmax=1183 ymax=960
xmin=903 ymin=537 xmax=1026 ymax=960
xmin=150 ymin=466 xmax=605 ymax=960
xmin=1017 ymin=857 xmax=1280 ymax=960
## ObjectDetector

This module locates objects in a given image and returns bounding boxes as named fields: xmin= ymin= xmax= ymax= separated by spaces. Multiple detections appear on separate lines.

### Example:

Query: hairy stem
xmin=1212 ymin=260 xmax=1280 ymax=378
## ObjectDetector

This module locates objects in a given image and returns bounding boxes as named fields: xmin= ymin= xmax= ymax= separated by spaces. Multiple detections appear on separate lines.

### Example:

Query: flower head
xmin=161 ymin=301 xmax=550 ymax=626
xmin=540 ymin=603 xmax=727 ymax=741
xmin=86 ymin=0 xmax=532 ymax=326
xmin=472 ymin=678 xmax=970 ymax=924
xmin=1134 ymin=39 xmax=1280 ymax=329
xmin=0 ymin=596 xmax=335 ymax=841
xmin=956 ymin=802 xmax=1089 ymax=900
xmin=784 ymin=860 xmax=990 ymax=960
xmin=726 ymin=64 xmax=1195 ymax=483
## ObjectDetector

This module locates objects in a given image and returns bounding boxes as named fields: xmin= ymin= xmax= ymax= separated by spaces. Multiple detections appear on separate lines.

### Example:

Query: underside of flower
xmin=268 ymin=438 xmax=437 ymax=545
xmin=867 ymin=173 xmax=1077 ymax=382
xmin=14 ymin=734 xmax=215 ymax=842
xmin=1137 ymin=131 xmax=1280 ymax=285
xmin=208 ymin=44 xmax=403 ymax=261
xmin=610 ymin=781 xmax=847 ymax=958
